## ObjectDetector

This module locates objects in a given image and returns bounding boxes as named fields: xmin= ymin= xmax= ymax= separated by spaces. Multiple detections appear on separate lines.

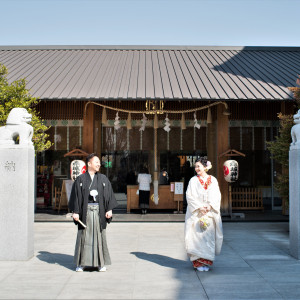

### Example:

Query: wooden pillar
xmin=207 ymin=122 xmax=217 ymax=178
xmin=94 ymin=119 xmax=102 ymax=157
xmin=217 ymin=104 xmax=230 ymax=215
xmin=281 ymin=102 xmax=286 ymax=114
xmin=83 ymin=103 xmax=95 ymax=154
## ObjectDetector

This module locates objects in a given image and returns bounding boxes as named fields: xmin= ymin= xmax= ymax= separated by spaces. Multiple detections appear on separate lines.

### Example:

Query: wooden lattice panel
xmin=231 ymin=187 xmax=264 ymax=211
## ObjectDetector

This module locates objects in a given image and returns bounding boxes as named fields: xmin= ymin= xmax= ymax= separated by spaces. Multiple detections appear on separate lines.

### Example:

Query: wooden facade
xmin=1 ymin=46 xmax=298 ymax=213
xmin=37 ymin=99 xmax=295 ymax=214
xmin=37 ymin=100 xmax=292 ymax=121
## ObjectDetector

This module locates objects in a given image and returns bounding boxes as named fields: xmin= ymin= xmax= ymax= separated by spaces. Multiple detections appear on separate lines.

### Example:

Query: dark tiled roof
xmin=0 ymin=45 xmax=299 ymax=101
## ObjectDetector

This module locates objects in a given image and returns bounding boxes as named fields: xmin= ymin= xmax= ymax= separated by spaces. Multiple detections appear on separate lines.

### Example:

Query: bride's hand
xmin=204 ymin=205 xmax=211 ymax=213
xmin=199 ymin=207 xmax=207 ymax=215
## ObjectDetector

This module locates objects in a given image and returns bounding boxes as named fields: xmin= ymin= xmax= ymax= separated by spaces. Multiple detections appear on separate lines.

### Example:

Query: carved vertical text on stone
xmin=4 ymin=161 xmax=16 ymax=172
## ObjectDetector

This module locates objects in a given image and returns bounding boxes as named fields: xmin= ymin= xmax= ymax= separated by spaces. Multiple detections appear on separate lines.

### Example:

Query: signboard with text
xmin=174 ymin=182 xmax=184 ymax=202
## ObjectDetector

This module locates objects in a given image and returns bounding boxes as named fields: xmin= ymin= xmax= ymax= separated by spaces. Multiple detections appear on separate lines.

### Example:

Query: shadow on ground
xmin=36 ymin=251 xmax=74 ymax=270
xmin=131 ymin=251 xmax=188 ymax=268
xmin=37 ymin=251 xmax=104 ymax=272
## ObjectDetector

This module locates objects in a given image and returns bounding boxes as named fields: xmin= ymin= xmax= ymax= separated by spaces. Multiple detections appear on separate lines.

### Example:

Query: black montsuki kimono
xmin=69 ymin=172 xmax=118 ymax=230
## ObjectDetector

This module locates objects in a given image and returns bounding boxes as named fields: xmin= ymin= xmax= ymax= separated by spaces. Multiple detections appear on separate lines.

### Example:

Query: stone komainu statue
xmin=291 ymin=109 xmax=300 ymax=149
xmin=0 ymin=108 xmax=34 ymax=148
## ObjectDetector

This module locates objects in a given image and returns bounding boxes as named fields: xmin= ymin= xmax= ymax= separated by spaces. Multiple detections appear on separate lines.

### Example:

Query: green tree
xmin=267 ymin=87 xmax=300 ymax=210
xmin=0 ymin=64 xmax=52 ymax=151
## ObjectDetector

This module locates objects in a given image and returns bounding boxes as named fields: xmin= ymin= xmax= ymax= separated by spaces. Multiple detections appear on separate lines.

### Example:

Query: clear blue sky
xmin=1 ymin=0 xmax=299 ymax=46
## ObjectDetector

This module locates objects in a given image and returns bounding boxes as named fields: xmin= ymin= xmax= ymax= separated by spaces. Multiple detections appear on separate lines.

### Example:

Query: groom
xmin=69 ymin=153 xmax=118 ymax=272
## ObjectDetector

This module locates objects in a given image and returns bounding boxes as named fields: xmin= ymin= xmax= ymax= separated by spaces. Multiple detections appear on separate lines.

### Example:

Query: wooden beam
xmin=216 ymin=105 xmax=230 ymax=215
xmin=83 ymin=103 xmax=95 ymax=154
xmin=64 ymin=148 xmax=89 ymax=157
xmin=218 ymin=149 xmax=246 ymax=158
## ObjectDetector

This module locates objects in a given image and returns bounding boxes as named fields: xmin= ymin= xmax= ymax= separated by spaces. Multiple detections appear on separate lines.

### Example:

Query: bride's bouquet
xmin=199 ymin=215 xmax=210 ymax=230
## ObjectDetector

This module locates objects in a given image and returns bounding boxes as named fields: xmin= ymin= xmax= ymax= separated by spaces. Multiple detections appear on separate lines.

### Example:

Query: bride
xmin=184 ymin=157 xmax=223 ymax=272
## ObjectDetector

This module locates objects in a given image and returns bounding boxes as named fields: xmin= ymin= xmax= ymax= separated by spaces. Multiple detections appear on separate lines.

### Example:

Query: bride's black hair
xmin=195 ymin=157 xmax=207 ymax=167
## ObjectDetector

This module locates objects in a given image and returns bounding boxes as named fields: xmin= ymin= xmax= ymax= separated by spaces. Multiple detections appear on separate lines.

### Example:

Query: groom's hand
xmin=72 ymin=213 xmax=79 ymax=221
xmin=105 ymin=210 xmax=112 ymax=218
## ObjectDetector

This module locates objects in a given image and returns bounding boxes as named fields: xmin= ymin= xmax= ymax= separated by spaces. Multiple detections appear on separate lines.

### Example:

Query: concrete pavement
xmin=0 ymin=221 xmax=299 ymax=299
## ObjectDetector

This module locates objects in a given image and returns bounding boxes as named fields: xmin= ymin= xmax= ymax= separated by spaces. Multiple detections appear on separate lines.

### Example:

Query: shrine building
xmin=0 ymin=45 xmax=299 ymax=215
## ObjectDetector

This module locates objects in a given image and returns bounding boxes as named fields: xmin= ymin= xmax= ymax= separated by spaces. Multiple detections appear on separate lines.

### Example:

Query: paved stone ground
xmin=34 ymin=209 xmax=289 ymax=223
xmin=0 ymin=222 xmax=299 ymax=299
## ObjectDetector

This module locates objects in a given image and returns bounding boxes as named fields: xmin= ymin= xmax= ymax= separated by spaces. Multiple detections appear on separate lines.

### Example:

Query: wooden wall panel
xmin=129 ymin=128 xmax=141 ymax=150
xmin=157 ymin=128 xmax=168 ymax=151
xmin=169 ymin=128 xmax=181 ymax=151
xmin=195 ymin=127 xmax=206 ymax=152
xmin=37 ymin=100 xmax=295 ymax=121
xmin=69 ymin=127 xmax=81 ymax=150
xmin=143 ymin=128 xmax=154 ymax=151
xmin=102 ymin=127 xmax=114 ymax=152
xmin=83 ymin=103 xmax=94 ymax=153
xmin=182 ymin=128 xmax=194 ymax=151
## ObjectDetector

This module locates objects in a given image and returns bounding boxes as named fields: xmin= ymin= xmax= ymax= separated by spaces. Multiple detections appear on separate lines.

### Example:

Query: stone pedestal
xmin=0 ymin=147 xmax=34 ymax=260
xmin=289 ymin=148 xmax=300 ymax=259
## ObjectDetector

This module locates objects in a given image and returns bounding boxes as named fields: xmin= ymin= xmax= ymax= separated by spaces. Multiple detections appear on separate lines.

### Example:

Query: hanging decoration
xmin=154 ymin=113 xmax=159 ymax=129
xmin=146 ymin=100 xmax=164 ymax=114
xmin=207 ymin=107 xmax=212 ymax=124
xmin=85 ymin=100 xmax=229 ymax=123
xmin=181 ymin=113 xmax=186 ymax=130
xmin=163 ymin=114 xmax=171 ymax=132
xmin=139 ymin=113 xmax=147 ymax=131
xmin=102 ymin=107 xmax=108 ymax=125
xmin=193 ymin=112 xmax=201 ymax=129
xmin=126 ymin=113 xmax=132 ymax=130
xmin=114 ymin=112 xmax=121 ymax=130
xmin=85 ymin=101 xmax=230 ymax=130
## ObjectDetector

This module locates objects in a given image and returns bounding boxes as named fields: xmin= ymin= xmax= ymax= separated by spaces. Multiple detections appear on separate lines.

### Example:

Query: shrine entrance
xmin=83 ymin=100 xmax=231 ymax=214
xmin=37 ymin=100 xmax=292 ymax=220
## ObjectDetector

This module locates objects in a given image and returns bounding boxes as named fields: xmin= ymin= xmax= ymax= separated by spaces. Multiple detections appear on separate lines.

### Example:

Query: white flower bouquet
xmin=199 ymin=215 xmax=210 ymax=230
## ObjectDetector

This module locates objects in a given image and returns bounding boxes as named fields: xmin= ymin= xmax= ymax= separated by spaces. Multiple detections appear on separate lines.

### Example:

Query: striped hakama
xmin=74 ymin=204 xmax=111 ymax=267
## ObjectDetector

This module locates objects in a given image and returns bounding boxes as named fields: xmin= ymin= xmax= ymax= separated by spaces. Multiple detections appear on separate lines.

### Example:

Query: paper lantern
xmin=223 ymin=160 xmax=238 ymax=182
xmin=70 ymin=160 xmax=86 ymax=181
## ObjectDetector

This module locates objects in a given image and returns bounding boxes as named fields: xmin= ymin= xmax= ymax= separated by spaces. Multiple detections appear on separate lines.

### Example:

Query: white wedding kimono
xmin=185 ymin=175 xmax=223 ymax=262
